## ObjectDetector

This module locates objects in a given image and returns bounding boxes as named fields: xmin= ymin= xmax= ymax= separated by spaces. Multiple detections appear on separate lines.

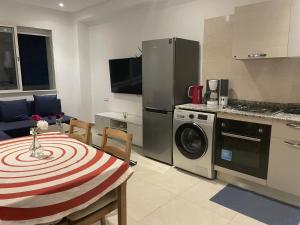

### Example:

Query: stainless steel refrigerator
xmin=142 ymin=38 xmax=199 ymax=165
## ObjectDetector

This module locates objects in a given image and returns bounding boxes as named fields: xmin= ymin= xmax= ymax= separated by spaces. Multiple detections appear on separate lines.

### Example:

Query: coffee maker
xmin=204 ymin=79 xmax=219 ymax=106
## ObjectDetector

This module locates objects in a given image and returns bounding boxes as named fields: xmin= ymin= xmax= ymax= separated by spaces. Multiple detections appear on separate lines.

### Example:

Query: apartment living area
xmin=1 ymin=0 xmax=300 ymax=225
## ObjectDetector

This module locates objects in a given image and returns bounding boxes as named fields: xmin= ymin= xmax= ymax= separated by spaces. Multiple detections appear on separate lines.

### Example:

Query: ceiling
xmin=11 ymin=0 xmax=110 ymax=12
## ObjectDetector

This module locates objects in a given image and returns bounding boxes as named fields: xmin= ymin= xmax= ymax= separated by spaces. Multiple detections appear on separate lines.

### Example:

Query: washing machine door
xmin=175 ymin=123 xmax=208 ymax=159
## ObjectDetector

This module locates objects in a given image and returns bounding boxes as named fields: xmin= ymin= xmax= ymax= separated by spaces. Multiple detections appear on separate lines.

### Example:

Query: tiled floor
xmin=90 ymin=131 xmax=272 ymax=225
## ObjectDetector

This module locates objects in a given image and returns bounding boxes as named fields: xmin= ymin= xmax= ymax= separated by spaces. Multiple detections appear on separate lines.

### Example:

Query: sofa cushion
xmin=0 ymin=99 xmax=30 ymax=122
xmin=34 ymin=95 xmax=62 ymax=116
xmin=0 ymin=120 xmax=34 ymax=132
xmin=27 ymin=101 xmax=35 ymax=116
xmin=0 ymin=131 xmax=10 ymax=141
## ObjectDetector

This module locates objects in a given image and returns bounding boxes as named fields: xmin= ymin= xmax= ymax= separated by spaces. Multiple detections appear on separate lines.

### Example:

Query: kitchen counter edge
xmin=176 ymin=104 xmax=300 ymax=123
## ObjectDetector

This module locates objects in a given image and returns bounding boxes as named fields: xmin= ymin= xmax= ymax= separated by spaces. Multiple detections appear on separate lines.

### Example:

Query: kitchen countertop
xmin=176 ymin=104 xmax=300 ymax=123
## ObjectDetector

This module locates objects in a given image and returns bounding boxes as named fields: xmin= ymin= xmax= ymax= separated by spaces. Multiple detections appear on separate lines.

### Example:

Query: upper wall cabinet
xmin=232 ymin=0 xmax=300 ymax=59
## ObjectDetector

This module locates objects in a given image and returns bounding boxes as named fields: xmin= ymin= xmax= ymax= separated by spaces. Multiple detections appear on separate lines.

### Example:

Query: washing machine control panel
xmin=174 ymin=109 xmax=215 ymax=124
xmin=197 ymin=114 xmax=208 ymax=120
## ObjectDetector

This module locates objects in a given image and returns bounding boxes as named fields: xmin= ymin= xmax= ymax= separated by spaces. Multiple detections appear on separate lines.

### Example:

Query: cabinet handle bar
xmin=248 ymin=53 xmax=267 ymax=58
xmin=286 ymin=123 xmax=300 ymax=129
xmin=284 ymin=141 xmax=300 ymax=148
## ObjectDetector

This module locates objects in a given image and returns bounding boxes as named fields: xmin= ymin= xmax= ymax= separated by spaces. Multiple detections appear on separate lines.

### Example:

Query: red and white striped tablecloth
xmin=0 ymin=133 xmax=133 ymax=225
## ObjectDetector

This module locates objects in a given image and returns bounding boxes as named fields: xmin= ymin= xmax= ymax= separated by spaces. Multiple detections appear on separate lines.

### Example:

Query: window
xmin=0 ymin=25 xmax=55 ymax=92
xmin=0 ymin=26 xmax=18 ymax=90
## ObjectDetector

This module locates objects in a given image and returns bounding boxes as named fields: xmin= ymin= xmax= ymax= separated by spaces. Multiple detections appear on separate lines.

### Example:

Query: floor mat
xmin=210 ymin=185 xmax=300 ymax=225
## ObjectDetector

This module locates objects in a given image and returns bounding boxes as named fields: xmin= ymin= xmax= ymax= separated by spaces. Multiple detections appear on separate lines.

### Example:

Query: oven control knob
xmin=189 ymin=114 xmax=194 ymax=119
xmin=258 ymin=128 xmax=263 ymax=133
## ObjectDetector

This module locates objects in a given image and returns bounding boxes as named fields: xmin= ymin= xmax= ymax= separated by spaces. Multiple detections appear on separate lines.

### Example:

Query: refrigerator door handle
xmin=144 ymin=107 xmax=170 ymax=114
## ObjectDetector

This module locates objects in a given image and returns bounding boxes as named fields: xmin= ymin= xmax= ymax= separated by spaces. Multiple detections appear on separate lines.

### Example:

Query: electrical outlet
xmin=104 ymin=98 xmax=109 ymax=102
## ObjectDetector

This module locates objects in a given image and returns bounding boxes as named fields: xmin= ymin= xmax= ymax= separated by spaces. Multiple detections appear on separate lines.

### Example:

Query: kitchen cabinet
xmin=267 ymin=120 xmax=300 ymax=197
xmin=232 ymin=0 xmax=300 ymax=59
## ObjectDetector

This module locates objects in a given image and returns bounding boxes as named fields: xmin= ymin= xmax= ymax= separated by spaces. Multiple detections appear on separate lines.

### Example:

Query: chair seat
xmin=67 ymin=191 xmax=117 ymax=221
xmin=37 ymin=218 xmax=64 ymax=225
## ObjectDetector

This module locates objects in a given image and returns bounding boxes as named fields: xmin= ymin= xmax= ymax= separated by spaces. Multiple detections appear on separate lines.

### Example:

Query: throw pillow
xmin=33 ymin=95 xmax=62 ymax=116
xmin=0 ymin=99 xmax=29 ymax=122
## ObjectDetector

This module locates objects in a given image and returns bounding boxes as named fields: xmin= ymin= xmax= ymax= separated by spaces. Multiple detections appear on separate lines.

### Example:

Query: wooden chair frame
xmin=68 ymin=181 xmax=128 ymax=225
xmin=66 ymin=127 xmax=133 ymax=225
xmin=101 ymin=127 xmax=133 ymax=163
xmin=68 ymin=119 xmax=92 ymax=145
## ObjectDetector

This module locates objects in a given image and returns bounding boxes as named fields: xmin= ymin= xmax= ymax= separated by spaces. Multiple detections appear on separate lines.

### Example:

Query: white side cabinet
xmin=95 ymin=112 xmax=143 ymax=147
xmin=267 ymin=120 xmax=300 ymax=197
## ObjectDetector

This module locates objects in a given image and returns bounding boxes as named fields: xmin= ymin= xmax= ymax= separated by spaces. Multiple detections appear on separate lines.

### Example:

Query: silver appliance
xmin=219 ymin=79 xmax=229 ymax=106
xmin=143 ymin=38 xmax=199 ymax=165
xmin=173 ymin=109 xmax=216 ymax=178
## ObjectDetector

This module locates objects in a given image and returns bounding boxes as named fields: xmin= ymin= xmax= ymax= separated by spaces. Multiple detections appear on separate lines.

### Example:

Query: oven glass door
xmin=215 ymin=120 xmax=271 ymax=179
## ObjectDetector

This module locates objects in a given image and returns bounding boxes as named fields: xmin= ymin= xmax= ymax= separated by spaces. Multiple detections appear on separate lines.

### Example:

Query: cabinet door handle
xmin=286 ymin=123 xmax=300 ymax=129
xmin=248 ymin=53 xmax=267 ymax=58
xmin=284 ymin=141 xmax=300 ymax=148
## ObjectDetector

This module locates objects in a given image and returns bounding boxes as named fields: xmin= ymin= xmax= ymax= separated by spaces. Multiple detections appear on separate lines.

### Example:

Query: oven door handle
xmin=221 ymin=132 xmax=261 ymax=142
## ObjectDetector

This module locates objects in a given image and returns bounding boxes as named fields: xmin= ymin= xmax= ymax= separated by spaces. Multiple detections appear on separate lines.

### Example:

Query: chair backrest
xmin=68 ymin=118 xmax=92 ymax=144
xmin=101 ymin=127 xmax=133 ymax=163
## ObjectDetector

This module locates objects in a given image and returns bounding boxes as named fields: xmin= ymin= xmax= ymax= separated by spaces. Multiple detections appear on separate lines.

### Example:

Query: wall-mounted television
xmin=109 ymin=57 xmax=142 ymax=95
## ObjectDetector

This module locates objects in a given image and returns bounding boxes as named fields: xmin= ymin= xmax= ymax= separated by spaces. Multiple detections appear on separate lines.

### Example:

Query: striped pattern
xmin=0 ymin=133 xmax=133 ymax=225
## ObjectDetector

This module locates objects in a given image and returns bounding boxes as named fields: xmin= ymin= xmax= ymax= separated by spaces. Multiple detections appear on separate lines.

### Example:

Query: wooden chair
xmin=66 ymin=128 xmax=133 ymax=225
xmin=101 ymin=127 xmax=133 ymax=163
xmin=68 ymin=118 xmax=91 ymax=145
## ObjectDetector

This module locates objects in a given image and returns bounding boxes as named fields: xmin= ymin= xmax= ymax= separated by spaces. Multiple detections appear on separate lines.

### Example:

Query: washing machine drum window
xmin=175 ymin=123 xmax=208 ymax=159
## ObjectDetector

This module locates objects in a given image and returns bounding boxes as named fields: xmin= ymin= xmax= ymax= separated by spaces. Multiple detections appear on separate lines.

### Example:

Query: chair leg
xmin=117 ymin=183 xmax=127 ymax=225
xmin=100 ymin=217 xmax=106 ymax=225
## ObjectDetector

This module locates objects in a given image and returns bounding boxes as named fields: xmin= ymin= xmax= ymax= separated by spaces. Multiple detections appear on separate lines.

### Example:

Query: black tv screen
xmin=109 ymin=57 xmax=142 ymax=95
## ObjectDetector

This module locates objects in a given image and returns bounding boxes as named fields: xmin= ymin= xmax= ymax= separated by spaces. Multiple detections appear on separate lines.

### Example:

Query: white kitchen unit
xmin=232 ymin=0 xmax=300 ymax=59
xmin=95 ymin=112 xmax=143 ymax=147
xmin=267 ymin=120 xmax=300 ymax=197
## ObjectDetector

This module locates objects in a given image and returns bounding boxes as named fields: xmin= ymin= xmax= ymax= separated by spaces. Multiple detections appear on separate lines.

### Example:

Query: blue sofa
xmin=0 ymin=97 xmax=72 ymax=141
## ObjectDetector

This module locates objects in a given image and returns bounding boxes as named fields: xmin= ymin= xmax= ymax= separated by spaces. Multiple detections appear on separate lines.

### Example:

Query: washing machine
xmin=173 ymin=109 xmax=216 ymax=179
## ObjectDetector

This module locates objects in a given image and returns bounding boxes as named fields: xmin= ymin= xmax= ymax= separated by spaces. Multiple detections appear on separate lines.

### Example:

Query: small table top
xmin=0 ymin=132 xmax=133 ymax=225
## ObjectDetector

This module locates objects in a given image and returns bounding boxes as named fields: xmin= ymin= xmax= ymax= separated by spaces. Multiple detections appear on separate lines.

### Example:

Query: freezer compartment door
xmin=142 ymin=39 xmax=174 ymax=111
xmin=143 ymin=108 xmax=173 ymax=165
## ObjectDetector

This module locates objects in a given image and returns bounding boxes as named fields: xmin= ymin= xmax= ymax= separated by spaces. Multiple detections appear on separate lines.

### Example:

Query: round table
xmin=0 ymin=132 xmax=133 ymax=225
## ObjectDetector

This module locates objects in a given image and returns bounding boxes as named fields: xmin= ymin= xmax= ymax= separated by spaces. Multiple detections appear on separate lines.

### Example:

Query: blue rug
xmin=210 ymin=185 xmax=300 ymax=225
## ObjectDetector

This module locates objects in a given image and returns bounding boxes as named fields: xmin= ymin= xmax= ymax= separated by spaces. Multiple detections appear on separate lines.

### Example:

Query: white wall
xmin=86 ymin=0 xmax=264 ymax=118
xmin=0 ymin=0 xmax=80 ymax=118
xmin=0 ymin=0 xmax=267 ymax=122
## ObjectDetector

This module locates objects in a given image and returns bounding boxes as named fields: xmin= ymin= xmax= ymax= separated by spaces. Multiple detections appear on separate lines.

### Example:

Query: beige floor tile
xmin=141 ymin=167 xmax=200 ymax=195
xmin=141 ymin=196 xmax=230 ymax=225
xmin=179 ymin=180 xmax=237 ymax=220
xmin=127 ymin=178 xmax=176 ymax=221
xmin=104 ymin=210 xmax=139 ymax=225
xmin=131 ymin=151 xmax=171 ymax=174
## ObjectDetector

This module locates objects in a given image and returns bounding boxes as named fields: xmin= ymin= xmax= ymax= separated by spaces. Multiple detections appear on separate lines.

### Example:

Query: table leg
xmin=117 ymin=182 xmax=127 ymax=225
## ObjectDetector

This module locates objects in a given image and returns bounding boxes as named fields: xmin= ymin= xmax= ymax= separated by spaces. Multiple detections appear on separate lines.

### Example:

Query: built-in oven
xmin=215 ymin=118 xmax=271 ymax=179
